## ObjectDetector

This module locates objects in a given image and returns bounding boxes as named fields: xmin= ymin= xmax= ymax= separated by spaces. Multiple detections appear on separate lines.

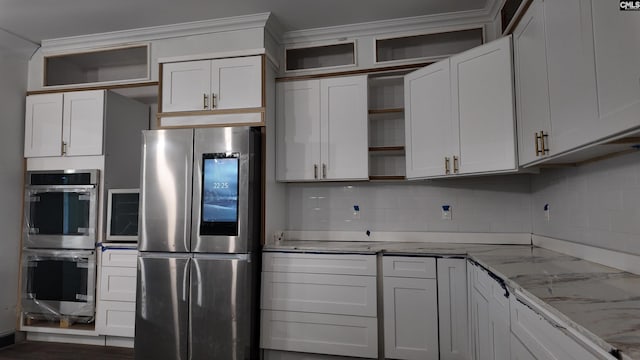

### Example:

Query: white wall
xmin=286 ymin=175 xmax=532 ymax=233
xmin=0 ymin=40 xmax=32 ymax=337
xmin=532 ymin=151 xmax=640 ymax=256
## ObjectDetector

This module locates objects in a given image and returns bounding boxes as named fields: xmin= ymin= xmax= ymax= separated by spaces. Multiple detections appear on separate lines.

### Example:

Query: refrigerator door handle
xmin=182 ymin=259 xmax=190 ymax=302
xmin=192 ymin=259 xmax=202 ymax=306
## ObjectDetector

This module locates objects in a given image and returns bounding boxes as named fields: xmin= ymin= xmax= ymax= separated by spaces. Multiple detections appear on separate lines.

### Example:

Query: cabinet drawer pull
xmin=453 ymin=156 xmax=459 ymax=174
xmin=322 ymin=164 xmax=327 ymax=179
xmin=61 ymin=141 xmax=67 ymax=155
xmin=445 ymin=157 xmax=450 ymax=175
xmin=203 ymin=93 xmax=209 ymax=109
xmin=314 ymin=164 xmax=318 ymax=179
xmin=211 ymin=93 xmax=217 ymax=109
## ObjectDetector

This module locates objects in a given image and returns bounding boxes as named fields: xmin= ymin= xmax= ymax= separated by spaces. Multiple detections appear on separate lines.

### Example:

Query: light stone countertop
xmin=264 ymin=240 xmax=640 ymax=360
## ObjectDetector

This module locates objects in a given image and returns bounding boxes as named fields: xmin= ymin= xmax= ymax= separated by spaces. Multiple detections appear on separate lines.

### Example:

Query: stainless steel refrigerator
xmin=135 ymin=127 xmax=261 ymax=360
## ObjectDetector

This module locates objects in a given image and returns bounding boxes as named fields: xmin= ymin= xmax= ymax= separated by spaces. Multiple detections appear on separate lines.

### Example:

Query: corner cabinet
xmin=276 ymin=75 xmax=368 ymax=182
xmin=24 ymin=90 xmax=105 ymax=158
xmin=405 ymin=36 xmax=516 ymax=179
xmin=159 ymin=55 xmax=264 ymax=127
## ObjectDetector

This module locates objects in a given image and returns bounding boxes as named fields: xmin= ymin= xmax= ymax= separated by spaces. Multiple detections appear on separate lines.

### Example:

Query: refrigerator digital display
xmin=200 ymin=153 xmax=239 ymax=236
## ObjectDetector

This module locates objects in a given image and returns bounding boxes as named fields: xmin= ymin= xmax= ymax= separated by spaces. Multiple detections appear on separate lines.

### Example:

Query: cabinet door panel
xmin=321 ymin=76 xmax=368 ymax=181
xmin=162 ymin=60 xmax=211 ymax=112
xmin=404 ymin=60 xmax=453 ymax=179
xmin=383 ymin=276 xmax=439 ymax=360
xmin=96 ymin=301 xmax=136 ymax=337
xmin=100 ymin=266 xmax=137 ymax=302
xmin=510 ymin=333 xmax=537 ymax=360
xmin=513 ymin=0 xmax=552 ymax=165
xmin=276 ymin=80 xmax=321 ymax=181
xmin=590 ymin=0 xmax=640 ymax=137
xmin=211 ymin=56 xmax=262 ymax=110
xmin=63 ymin=90 xmax=104 ymax=156
xmin=544 ymin=0 xmax=598 ymax=153
xmin=24 ymin=93 xmax=63 ymax=157
xmin=438 ymin=258 xmax=468 ymax=360
xmin=452 ymin=36 xmax=516 ymax=174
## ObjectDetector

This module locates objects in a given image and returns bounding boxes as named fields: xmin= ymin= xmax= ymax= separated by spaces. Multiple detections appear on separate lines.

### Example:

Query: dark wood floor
xmin=0 ymin=341 xmax=134 ymax=360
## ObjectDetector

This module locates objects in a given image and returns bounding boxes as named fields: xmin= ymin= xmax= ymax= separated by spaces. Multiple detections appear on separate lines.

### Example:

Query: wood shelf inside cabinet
xmin=368 ymin=108 xmax=404 ymax=115
xmin=369 ymin=175 xmax=406 ymax=181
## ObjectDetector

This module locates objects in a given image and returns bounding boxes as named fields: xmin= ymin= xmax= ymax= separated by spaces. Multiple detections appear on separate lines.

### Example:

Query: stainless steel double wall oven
xmin=21 ymin=169 xmax=99 ymax=320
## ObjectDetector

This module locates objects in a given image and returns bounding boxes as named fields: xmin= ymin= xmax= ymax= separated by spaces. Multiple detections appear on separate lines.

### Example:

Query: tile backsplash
xmin=532 ymin=151 xmax=640 ymax=255
xmin=286 ymin=175 xmax=532 ymax=233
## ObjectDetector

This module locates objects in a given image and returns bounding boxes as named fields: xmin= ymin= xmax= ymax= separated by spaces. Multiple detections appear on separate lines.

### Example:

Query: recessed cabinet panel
xmin=321 ymin=76 xmax=368 ymax=181
xmin=211 ymin=56 xmax=262 ymax=110
xmin=513 ymin=0 xmax=552 ymax=166
xmin=438 ymin=258 xmax=468 ymax=360
xmin=275 ymin=80 xmax=321 ymax=181
xmin=452 ymin=36 xmax=516 ymax=174
xmin=24 ymin=94 xmax=64 ymax=158
xmin=405 ymin=60 xmax=453 ymax=179
xmin=161 ymin=60 xmax=211 ymax=112
xmin=63 ymin=90 xmax=104 ymax=156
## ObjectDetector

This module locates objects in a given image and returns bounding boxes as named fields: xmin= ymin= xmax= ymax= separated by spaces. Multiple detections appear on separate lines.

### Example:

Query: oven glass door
xmin=22 ymin=250 xmax=96 ymax=318
xmin=25 ymin=186 xmax=97 ymax=249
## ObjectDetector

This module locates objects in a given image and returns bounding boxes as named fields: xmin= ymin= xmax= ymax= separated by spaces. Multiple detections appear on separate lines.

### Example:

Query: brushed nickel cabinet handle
xmin=322 ymin=164 xmax=327 ymax=179
xmin=211 ymin=93 xmax=217 ymax=109
xmin=453 ymin=156 xmax=459 ymax=174
xmin=535 ymin=132 xmax=541 ymax=156
xmin=445 ymin=157 xmax=451 ymax=175
xmin=203 ymin=93 xmax=209 ymax=109
xmin=314 ymin=164 xmax=318 ymax=179
xmin=61 ymin=141 xmax=67 ymax=155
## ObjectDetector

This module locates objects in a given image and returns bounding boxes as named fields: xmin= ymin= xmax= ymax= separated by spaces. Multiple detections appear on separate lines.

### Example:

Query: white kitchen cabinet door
xmin=24 ymin=93 xmax=63 ymax=157
xmin=513 ymin=0 xmax=553 ymax=166
xmin=589 ymin=0 xmax=640 ymax=138
xmin=161 ymin=60 xmax=211 ymax=112
xmin=62 ymin=90 xmax=104 ymax=156
xmin=211 ymin=56 xmax=262 ymax=110
xmin=543 ymin=0 xmax=599 ymax=154
xmin=321 ymin=75 xmax=368 ymax=181
xmin=99 ymin=266 xmax=137 ymax=302
xmin=404 ymin=59 xmax=454 ymax=179
xmin=96 ymin=301 xmax=136 ymax=338
xmin=468 ymin=263 xmax=511 ymax=360
xmin=275 ymin=80 xmax=321 ymax=181
xmin=383 ymin=276 xmax=439 ymax=360
xmin=451 ymin=36 xmax=516 ymax=175
xmin=438 ymin=258 xmax=468 ymax=360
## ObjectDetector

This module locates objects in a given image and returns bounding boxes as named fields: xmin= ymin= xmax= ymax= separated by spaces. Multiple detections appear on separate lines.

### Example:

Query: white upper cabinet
xmin=276 ymin=75 xmax=368 ymax=182
xmin=514 ymin=0 xmax=640 ymax=165
xmin=405 ymin=36 xmax=516 ymax=179
xmin=513 ymin=0 xmax=552 ymax=165
xmin=24 ymin=93 xmax=64 ymax=157
xmin=405 ymin=60 xmax=453 ymax=179
xmin=451 ymin=35 xmax=516 ymax=175
xmin=161 ymin=55 xmax=262 ymax=113
xmin=24 ymin=90 xmax=104 ymax=158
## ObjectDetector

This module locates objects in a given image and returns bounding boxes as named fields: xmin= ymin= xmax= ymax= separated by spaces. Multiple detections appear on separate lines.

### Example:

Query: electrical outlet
xmin=352 ymin=205 xmax=361 ymax=219
xmin=544 ymin=204 xmax=550 ymax=222
xmin=441 ymin=205 xmax=452 ymax=220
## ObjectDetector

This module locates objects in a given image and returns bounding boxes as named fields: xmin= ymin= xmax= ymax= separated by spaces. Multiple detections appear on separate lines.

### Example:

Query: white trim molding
xmin=282 ymin=231 xmax=532 ymax=244
xmin=533 ymin=235 xmax=640 ymax=276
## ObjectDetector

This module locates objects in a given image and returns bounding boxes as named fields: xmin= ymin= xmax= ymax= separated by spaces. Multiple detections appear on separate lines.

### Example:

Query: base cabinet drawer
xmin=96 ymin=301 xmax=136 ymax=337
xmin=261 ymin=310 xmax=378 ymax=359
xmin=263 ymin=252 xmax=376 ymax=275
xmin=100 ymin=266 xmax=137 ymax=302
xmin=261 ymin=272 xmax=376 ymax=316
xmin=101 ymin=249 xmax=138 ymax=268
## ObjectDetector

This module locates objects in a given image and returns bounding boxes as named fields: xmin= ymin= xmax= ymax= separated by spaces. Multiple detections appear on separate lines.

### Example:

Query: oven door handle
xmin=26 ymin=185 xmax=96 ymax=191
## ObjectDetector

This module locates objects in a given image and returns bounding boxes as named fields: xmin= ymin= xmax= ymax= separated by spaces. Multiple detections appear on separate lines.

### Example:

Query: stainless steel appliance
xmin=24 ymin=169 xmax=99 ymax=250
xmin=135 ymin=127 xmax=261 ymax=360
xmin=21 ymin=249 xmax=96 ymax=318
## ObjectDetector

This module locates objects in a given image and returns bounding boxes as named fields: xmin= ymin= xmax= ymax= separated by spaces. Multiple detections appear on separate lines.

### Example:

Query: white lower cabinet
xmin=437 ymin=258 xmax=468 ymax=360
xmin=260 ymin=252 xmax=378 ymax=358
xmin=467 ymin=261 xmax=511 ymax=360
xmin=96 ymin=248 xmax=137 ymax=338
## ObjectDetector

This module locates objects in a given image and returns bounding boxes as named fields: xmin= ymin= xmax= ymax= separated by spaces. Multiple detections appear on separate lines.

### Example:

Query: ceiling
xmin=0 ymin=0 xmax=490 ymax=44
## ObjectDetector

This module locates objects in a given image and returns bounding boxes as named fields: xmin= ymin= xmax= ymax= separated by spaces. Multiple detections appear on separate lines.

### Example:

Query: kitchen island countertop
xmin=264 ymin=240 xmax=640 ymax=360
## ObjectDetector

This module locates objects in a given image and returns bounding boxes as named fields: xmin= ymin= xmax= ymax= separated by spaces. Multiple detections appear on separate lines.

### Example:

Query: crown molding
xmin=281 ymin=6 xmax=496 ymax=44
xmin=0 ymin=28 xmax=39 ymax=59
xmin=41 ymin=12 xmax=272 ymax=53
